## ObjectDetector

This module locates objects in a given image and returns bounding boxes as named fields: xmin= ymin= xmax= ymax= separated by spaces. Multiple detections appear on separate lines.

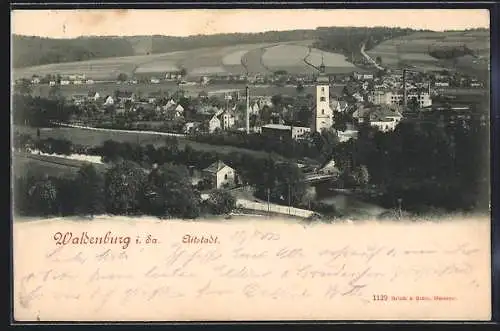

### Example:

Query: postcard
xmin=11 ymin=8 xmax=492 ymax=322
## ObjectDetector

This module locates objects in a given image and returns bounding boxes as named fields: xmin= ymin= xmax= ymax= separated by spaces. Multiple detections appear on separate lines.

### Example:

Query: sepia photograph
xmin=10 ymin=8 xmax=492 ymax=322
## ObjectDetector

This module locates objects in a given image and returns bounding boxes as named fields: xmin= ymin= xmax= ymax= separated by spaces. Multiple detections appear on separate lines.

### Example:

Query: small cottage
xmin=202 ymin=161 xmax=237 ymax=189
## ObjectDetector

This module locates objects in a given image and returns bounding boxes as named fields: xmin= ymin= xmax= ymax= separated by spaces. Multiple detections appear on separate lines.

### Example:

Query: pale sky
xmin=12 ymin=9 xmax=489 ymax=38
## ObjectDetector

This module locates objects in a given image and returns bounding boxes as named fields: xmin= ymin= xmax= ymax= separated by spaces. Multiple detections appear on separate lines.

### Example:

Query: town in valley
xmin=12 ymin=17 xmax=491 ymax=222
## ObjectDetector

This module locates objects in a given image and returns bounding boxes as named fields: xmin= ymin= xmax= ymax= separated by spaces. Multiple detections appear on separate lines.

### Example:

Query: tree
xmin=27 ymin=176 xmax=58 ymax=216
xmin=105 ymin=161 xmax=147 ymax=215
xmin=271 ymin=94 xmax=283 ymax=108
xmin=179 ymin=67 xmax=187 ymax=77
xmin=375 ymin=56 xmax=382 ymax=65
xmin=117 ymin=73 xmax=128 ymax=82
xmin=207 ymin=189 xmax=236 ymax=215
xmin=15 ymin=78 xmax=32 ymax=96
xmin=154 ymin=164 xmax=201 ymax=218
xmin=333 ymin=111 xmax=353 ymax=132
xmin=296 ymin=82 xmax=305 ymax=94
xmin=352 ymin=165 xmax=370 ymax=188
xmin=75 ymin=164 xmax=105 ymax=217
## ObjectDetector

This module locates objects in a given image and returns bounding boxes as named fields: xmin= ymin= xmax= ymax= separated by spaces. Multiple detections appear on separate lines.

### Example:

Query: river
xmin=316 ymin=189 xmax=389 ymax=219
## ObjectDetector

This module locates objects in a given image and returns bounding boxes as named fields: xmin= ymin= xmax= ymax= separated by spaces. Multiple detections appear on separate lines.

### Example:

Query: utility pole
xmin=397 ymin=198 xmax=403 ymax=219
xmin=403 ymin=69 xmax=407 ymax=113
xmin=246 ymin=85 xmax=250 ymax=134
xmin=267 ymin=188 xmax=271 ymax=216
xmin=288 ymin=184 xmax=291 ymax=215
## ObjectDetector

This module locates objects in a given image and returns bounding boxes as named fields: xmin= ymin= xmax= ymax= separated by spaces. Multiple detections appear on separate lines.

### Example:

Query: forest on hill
xmin=12 ymin=26 xmax=421 ymax=68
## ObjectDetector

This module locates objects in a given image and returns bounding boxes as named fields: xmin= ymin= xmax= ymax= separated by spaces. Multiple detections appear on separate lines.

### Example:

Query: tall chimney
xmin=246 ymin=86 xmax=250 ymax=134
xmin=403 ymin=69 xmax=407 ymax=112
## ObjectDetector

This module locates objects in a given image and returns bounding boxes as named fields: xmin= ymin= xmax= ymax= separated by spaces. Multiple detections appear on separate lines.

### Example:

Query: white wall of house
xmin=216 ymin=166 xmax=236 ymax=188
xmin=370 ymin=120 xmax=398 ymax=132
xmin=291 ymin=126 xmax=310 ymax=139
xmin=209 ymin=117 xmax=221 ymax=133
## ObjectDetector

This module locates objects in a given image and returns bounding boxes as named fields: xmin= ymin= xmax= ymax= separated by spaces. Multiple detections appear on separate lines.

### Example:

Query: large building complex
xmin=368 ymin=89 xmax=432 ymax=108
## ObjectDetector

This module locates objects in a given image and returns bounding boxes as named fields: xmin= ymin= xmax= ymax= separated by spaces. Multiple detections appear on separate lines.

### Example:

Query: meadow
xmin=366 ymin=30 xmax=490 ymax=72
xmin=14 ymin=126 xmax=284 ymax=159
xmin=14 ymin=39 xmax=358 ymax=81
xmin=12 ymin=151 xmax=108 ymax=179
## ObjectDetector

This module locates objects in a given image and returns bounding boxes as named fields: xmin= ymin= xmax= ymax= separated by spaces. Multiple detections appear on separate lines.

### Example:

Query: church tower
xmin=311 ymin=54 xmax=333 ymax=133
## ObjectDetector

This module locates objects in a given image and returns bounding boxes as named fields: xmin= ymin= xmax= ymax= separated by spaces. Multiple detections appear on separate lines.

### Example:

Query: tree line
xmin=14 ymin=161 xmax=238 ymax=219
xmin=13 ymin=94 xmax=78 ymax=127
xmin=15 ymin=134 xmax=315 ymax=212
xmin=313 ymin=27 xmax=416 ymax=62
xmin=332 ymin=119 xmax=489 ymax=213
xmin=13 ymin=35 xmax=136 ymax=68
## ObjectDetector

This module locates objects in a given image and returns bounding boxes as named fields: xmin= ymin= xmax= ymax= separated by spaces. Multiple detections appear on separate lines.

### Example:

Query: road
xmin=51 ymin=122 xmax=187 ymax=138
xmin=361 ymin=43 xmax=385 ymax=71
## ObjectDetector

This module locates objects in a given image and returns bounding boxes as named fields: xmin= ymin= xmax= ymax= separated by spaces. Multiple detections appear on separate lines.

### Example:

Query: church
xmin=311 ymin=56 xmax=334 ymax=133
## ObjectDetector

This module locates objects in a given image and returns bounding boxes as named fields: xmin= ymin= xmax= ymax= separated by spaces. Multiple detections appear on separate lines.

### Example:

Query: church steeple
xmin=319 ymin=53 xmax=326 ymax=74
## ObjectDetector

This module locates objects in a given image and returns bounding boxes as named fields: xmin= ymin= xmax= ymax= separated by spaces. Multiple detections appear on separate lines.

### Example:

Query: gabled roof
xmin=203 ymin=160 xmax=231 ymax=174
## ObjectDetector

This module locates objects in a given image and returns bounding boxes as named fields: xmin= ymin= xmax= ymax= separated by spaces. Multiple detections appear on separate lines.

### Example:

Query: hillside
xmin=12 ymin=27 xmax=414 ymax=69
xmin=366 ymin=29 xmax=490 ymax=82
xmin=12 ymin=28 xmax=489 ymax=81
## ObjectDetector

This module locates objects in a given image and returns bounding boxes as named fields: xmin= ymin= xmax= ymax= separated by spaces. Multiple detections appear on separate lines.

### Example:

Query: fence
xmin=236 ymin=199 xmax=315 ymax=218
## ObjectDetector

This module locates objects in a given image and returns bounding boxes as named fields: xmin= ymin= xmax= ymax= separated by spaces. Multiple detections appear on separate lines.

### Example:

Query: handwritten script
xmin=13 ymin=218 xmax=491 ymax=321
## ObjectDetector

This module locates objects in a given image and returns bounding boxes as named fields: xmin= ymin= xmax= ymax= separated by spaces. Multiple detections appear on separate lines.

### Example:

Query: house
xmin=202 ymin=160 xmax=237 ymax=189
xmin=183 ymin=122 xmax=201 ymax=134
xmin=218 ymin=109 xmax=236 ymax=130
xmin=197 ymin=105 xmax=222 ymax=116
xmin=88 ymin=91 xmax=100 ymax=101
xmin=86 ymin=79 xmax=95 ymax=85
xmin=104 ymin=95 xmax=115 ymax=106
xmin=367 ymin=106 xmax=403 ymax=132
xmin=60 ymin=80 xmax=70 ymax=86
xmin=73 ymin=80 xmax=83 ymax=85
xmin=31 ymin=76 xmax=41 ymax=84
xmin=261 ymin=124 xmax=310 ymax=140
xmin=49 ymin=81 xmax=56 ymax=87
xmin=115 ymin=91 xmax=135 ymax=102
xmin=71 ymin=94 xmax=87 ymax=105
xmin=200 ymin=76 xmax=210 ymax=86
xmin=337 ymin=129 xmax=359 ymax=142
xmin=165 ymin=104 xmax=184 ymax=119
xmin=249 ymin=102 xmax=260 ymax=115
xmin=435 ymin=81 xmax=449 ymax=87
xmin=175 ymin=104 xmax=185 ymax=115
xmin=151 ymin=78 xmax=160 ymax=84
xmin=331 ymin=100 xmax=349 ymax=113
xmin=318 ymin=159 xmax=339 ymax=175
xmin=368 ymin=89 xmax=432 ymax=108
xmin=208 ymin=114 xmax=222 ymax=133
xmin=353 ymin=72 xmax=374 ymax=81
xmin=198 ymin=91 xmax=209 ymax=100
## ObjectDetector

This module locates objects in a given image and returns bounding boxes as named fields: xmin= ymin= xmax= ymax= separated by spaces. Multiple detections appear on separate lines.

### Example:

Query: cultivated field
xmin=367 ymin=30 xmax=490 ymax=73
xmin=14 ymin=39 xmax=361 ymax=81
